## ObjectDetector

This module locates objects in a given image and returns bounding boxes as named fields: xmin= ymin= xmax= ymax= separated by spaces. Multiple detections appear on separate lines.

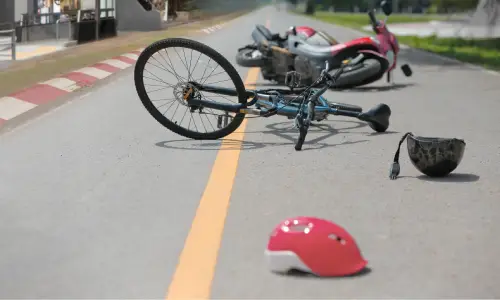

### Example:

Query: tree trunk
xmin=305 ymin=0 xmax=315 ymax=14
xmin=471 ymin=0 xmax=499 ymax=25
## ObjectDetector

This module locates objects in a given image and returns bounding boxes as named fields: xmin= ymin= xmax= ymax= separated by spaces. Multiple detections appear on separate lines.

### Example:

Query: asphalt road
xmin=1 ymin=5 xmax=500 ymax=299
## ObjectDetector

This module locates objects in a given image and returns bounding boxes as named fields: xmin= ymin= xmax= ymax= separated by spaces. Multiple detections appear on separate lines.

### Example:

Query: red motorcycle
xmin=235 ymin=0 xmax=412 ymax=89
xmin=364 ymin=1 xmax=413 ymax=84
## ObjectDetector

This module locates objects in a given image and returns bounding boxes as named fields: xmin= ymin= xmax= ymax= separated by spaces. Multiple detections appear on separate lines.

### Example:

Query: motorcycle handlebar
xmin=307 ymin=54 xmax=365 ymax=102
xmin=368 ymin=10 xmax=378 ymax=27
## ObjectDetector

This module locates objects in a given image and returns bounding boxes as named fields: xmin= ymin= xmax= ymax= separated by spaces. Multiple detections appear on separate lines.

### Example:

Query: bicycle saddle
xmin=358 ymin=103 xmax=391 ymax=132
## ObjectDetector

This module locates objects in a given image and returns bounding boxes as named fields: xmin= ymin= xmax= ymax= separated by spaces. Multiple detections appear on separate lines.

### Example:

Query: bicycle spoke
xmin=140 ymin=40 xmax=243 ymax=137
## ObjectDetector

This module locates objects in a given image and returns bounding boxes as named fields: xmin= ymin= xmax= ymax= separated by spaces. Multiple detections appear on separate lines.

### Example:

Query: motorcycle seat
xmin=256 ymin=24 xmax=274 ymax=40
xmin=294 ymin=42 xmax=336 ymax=61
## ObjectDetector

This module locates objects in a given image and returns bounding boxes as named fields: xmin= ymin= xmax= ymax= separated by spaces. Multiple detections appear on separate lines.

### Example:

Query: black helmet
xmin=389 ymin=132 xmax=466 ymax=179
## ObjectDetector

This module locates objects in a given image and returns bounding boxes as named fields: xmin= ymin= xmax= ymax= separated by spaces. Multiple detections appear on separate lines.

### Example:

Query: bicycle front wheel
xmin=134 ymin=38 xmax=248 ymax=140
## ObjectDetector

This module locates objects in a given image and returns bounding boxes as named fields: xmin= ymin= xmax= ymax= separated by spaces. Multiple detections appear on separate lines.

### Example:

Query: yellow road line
xmin=165 ymin=67 xmax=260 ymax=300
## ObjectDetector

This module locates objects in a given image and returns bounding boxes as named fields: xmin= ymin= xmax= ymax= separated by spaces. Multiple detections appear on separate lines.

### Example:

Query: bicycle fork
xmin=294 ymin=100 xmax=315 ymax=151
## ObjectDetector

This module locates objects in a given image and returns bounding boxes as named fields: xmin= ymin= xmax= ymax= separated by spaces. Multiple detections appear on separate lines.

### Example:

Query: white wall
xmin=116 ymin=0 xmax=162 ymax=31
xmin=80 ymin=0 xmax=95 ymax=9
xmin=14 ymin=0 xmax=28 ymax=21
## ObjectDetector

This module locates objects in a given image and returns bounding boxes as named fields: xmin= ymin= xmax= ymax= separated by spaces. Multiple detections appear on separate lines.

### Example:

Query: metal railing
xmin=56 ymin=19 xmax=72 ymax=40
xmin=0 ymin=23 xmax=16 ymax=61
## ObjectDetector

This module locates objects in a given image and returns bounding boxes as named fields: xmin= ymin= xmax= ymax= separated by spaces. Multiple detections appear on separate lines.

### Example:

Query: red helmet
xmin=265 ymin=216 xmax=367 ymax=277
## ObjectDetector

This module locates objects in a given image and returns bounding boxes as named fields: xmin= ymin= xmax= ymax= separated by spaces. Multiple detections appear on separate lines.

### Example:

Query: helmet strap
xmin=389 ymin=132 xmax=413 ymax=180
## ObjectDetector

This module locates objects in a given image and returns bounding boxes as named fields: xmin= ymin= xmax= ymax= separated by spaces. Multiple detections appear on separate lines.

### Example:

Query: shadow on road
xmin=335 ymin=83 xmax=416 ymax=92
xmin=273 ymin=266 xmax=372 ymax=280
xmin=395 ymin=173 xmax=480 ymax=183
xmin=155 ymin=120 xmax=398 ymax=151
xmin=417 ymin=172 xmax=480 ymax=183
xmin=397 ymin=47 xmax=479 ymax=71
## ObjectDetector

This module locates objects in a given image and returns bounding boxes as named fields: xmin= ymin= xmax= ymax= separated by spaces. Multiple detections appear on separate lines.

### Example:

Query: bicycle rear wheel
xmin=134 ymin=38 xmax=247 ymax=140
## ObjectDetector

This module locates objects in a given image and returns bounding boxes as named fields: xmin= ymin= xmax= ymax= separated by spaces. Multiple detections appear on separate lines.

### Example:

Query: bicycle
xmin=134 ymin=38 xmax=391 ymax=151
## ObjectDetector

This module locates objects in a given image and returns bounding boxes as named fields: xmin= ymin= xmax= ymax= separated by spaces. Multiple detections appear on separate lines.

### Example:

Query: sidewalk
xmin=0 ymin=39 xmax=72 ymax=62
xmin=0 ymin=9 xmax=249 ymax=132
xmin=0 ymin=17 xmax=211 ymax=65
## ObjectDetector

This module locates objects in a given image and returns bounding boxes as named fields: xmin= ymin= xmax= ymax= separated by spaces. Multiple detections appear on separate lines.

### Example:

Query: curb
xmin=0 ymin=22 xmax=227 ymax=131
xmin=0 ymin=50 xmax=143 ymax=128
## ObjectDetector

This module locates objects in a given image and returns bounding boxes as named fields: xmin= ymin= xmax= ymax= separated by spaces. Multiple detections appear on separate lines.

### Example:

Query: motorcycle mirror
xmin=381 ymin=0 xmax=393 ymax=16
xmin=287 ymin=26 xmax=297 ymax=36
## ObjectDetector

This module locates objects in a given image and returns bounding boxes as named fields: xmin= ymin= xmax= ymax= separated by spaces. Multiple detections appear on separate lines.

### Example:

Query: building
xmin=0 ymin=0 xmax=15 ymax=26
xmin=0 ymin=0 xmax=195 ymax=39
xmin=0 ymin=0 xmax=33 ymax=25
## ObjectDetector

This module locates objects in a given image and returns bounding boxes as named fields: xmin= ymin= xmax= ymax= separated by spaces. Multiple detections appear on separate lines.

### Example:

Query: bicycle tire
xmin=134 ymin=38 xmax=247 ymax=140
xmin=330 ymin=59 xmax=382 ymax=89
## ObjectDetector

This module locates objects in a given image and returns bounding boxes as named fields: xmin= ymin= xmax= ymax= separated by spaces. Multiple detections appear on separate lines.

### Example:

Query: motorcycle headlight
xmin=370 ymin=37 xmax=380 ymax=46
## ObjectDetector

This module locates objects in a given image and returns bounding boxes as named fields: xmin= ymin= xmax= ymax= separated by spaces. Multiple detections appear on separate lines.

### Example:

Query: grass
xmin=312 ymin=11 xmax=446 ymax=30
xmin=398 ymin=35 xmax=500 ymax=70
xmin=0 ymin=11 xmax=247 ymax=97
xmin=303 ymin=11 xmax=500 ymax=70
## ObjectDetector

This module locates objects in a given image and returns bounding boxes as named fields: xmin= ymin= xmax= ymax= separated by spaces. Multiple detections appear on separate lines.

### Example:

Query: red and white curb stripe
xmin=0 ymin=49 xmax=144 ymax=128
xmin=0 ymin=21 xmax=232 ymax=130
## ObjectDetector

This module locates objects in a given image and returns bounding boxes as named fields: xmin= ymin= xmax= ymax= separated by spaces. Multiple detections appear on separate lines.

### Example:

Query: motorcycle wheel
xmin=330 ymin=58 xmax=382 ymax=90
xmin=236 ymin=48 xmax=266 ymax=67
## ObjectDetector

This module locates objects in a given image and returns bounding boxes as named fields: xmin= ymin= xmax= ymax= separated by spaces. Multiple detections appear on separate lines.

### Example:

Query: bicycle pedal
xmin=293 ymin=116 xmax=302 ymax=129
xmin=285 ymin=71 xmax=301 ymax=88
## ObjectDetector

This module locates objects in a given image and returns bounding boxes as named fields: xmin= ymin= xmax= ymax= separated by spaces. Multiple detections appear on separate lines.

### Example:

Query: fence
xmin=13 ymin=8 xmax=115 ymax=43
xmin=16 ymin=13 xmax=71 ymax=43
xmin=56 ymin=19 xmax=72 ymax=40
xmin=0 ymin=23 xmax=16 ymax=61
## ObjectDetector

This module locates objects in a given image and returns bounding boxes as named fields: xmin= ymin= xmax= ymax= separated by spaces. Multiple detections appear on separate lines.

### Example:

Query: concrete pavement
xmin=0 ymin=39 xmax=71 ymax=62
xmin=1 ymin=5 xmax=499 ymax=299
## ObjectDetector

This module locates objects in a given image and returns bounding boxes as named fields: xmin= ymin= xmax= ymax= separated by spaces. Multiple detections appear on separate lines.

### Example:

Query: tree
xmin=432 ymin=0 xmax=478 ymax=12
xmin=305 ymin=0 xmax=316 ymax=14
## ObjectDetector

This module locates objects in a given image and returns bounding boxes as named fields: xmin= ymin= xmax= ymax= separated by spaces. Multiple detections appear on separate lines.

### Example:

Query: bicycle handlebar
xmin=293 ymin=54 xmax=363 ymax=150
xmin=244 ymin=53 xmax=364 ymax=151
xmin=299 ymin=53 xmax=365 ymax=112
xmin=252 ymin=53 xmax=365 ymax=103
